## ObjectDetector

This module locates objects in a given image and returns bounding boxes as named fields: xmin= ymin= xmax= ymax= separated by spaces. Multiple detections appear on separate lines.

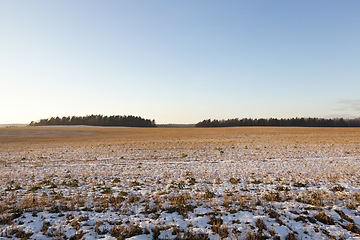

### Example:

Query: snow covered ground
xmin=1 ymin=128 xmax=360 ymax=239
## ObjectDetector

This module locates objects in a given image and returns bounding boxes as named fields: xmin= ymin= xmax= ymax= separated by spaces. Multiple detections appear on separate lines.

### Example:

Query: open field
xmin=1 ymin=126 xmax=360 ymax=239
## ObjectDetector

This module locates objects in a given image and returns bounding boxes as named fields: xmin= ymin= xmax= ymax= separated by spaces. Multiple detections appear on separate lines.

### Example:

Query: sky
xmin=1 ymin=1 xmax=360 ymax=124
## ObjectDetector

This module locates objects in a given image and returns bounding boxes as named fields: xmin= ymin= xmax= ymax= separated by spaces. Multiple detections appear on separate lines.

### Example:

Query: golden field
xmin=1 ymin=125 xmax=360 ymax=147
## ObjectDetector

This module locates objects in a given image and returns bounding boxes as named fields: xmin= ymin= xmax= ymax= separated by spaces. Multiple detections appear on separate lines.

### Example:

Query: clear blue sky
xmin=1 ymin=1 xmax=360 ymax=124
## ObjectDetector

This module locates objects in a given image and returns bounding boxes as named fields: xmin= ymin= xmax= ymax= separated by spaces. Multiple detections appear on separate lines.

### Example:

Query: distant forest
xmin=29 ymin=115 xmax=156 ymax=127
xmin=195 ymin=117 xmax=360 ymax=127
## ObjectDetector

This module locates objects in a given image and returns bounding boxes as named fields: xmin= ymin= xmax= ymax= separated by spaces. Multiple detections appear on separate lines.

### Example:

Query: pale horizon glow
xmin=1 ymin=1 xmax=360 ymax=124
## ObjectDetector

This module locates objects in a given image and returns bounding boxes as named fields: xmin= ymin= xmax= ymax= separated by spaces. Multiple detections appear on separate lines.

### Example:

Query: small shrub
xmin=293 ymin=182 xmax=306 ymax=188
xmin=177 ymin=230 xmax=210 ymax=239
xmin=314 ymin=211 xmax=335 ymax=225
xmin=275 ymin=186 xmax=289 ymax=191
xmin=267 ymin=210 xmax=284 ymax=226
xmin=30 ymin=185 xmax=41 ymax=191
xmin=335 ymin=209 xmax=354 ymax=223
xmin=69 ymin=230 xmax=85 ymax=240
xmin=209 ymin=214 xmax=228 ymax=238
xmin=251 ymin=180 xmax=262 ymax=184
xmin=347 ymin=202 xmax=356 ymax=210
xmin=285 ymin=232 xmax=298 ymax=240
xmin=144 ymin=204 xmax=158 ymax=214
xmin=204 ymin=190 xmax=215 ymax=199
xmin=307 ymin=216 xmax=316 ymax=223
xmin=152 ymin=226 xmax=161 ymax=240
xmin=171 ymin=195 xmax=185 ymax=205
xmin=215 ymin=177 xmax=222 ymax=184
xmin=332 ymin=184 xmax=345 ymax=192
xmin=242 ymin=229 xmax=268 ymax=240
xmin=10 ymin=209 xmax=23 ymax=220
xmin=229 ymin=208 xmax=237 ymax=214
xmin=14 ymin=229 xmax=33 ymax=240
xmin=128 ymin=195 xmax=140 ymax=203
xmin=229 ymin=178 xmax=239 ymax=184
xmin=41 ymin=221 xmax=51 ymax=233
xmin=102 ymin=186 xmax=112 ymax=194
xmin=294 ymin=215 xmax=307 ymax=223
xmin=341 ymin=223 xmax=360 ymax=234
xmin=178 ymin=180 xmax=185 ymax=189
xmin=72 ymin=219 xmax=81 ymax=231
xmin=49 ymin=206 xmax=61 ymax=213
xmin=109 ymin=196 xmax=125 ymax=204
xmin=269 ymin=228 xmax=276 ymax=236
xmin=119 ymin=191 xmax=128 ymax=196
xmin=54 ymin=191 xmax=63 ymax=200
xmin=167 ymin=204 xmax=195 ymax=217
xmin=127 ymin=224 xmax=143 ymax=238
xmin=255 ymin=218 xmax=267 ymax=232
xmin=131 ymin=181 xmax=140 ymax=187
xmin=264 ymin=192 xmax=281 ymax=202
xmin=187 ymin=177 xmax=196 ymax=185
xmin=62 ymin=179 xmax=79 ymax=187
xmin=41 ymin=180 xmax=51 ymax=185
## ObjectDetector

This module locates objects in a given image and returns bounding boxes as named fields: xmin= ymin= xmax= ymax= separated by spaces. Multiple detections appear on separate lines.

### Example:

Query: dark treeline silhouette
xmin=195 ymin=117 xmax=360 ymax=127
xmin=30 ymin=115 xmax=156 ymax=127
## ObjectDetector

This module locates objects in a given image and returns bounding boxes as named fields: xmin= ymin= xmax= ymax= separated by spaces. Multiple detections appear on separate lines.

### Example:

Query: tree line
xmin=29 ymin=115 xmax=156 ymax=127
xmin=195 ymin=117 xmax=360 ymax=127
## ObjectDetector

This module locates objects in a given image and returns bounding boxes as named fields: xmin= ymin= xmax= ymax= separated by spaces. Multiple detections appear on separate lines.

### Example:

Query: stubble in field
xmin=1 ymin=126 xmax=360 ymax=239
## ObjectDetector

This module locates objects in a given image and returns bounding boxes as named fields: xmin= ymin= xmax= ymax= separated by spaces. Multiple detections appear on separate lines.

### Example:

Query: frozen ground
xmin=1 ymin=127 xmax=360 ymax=239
